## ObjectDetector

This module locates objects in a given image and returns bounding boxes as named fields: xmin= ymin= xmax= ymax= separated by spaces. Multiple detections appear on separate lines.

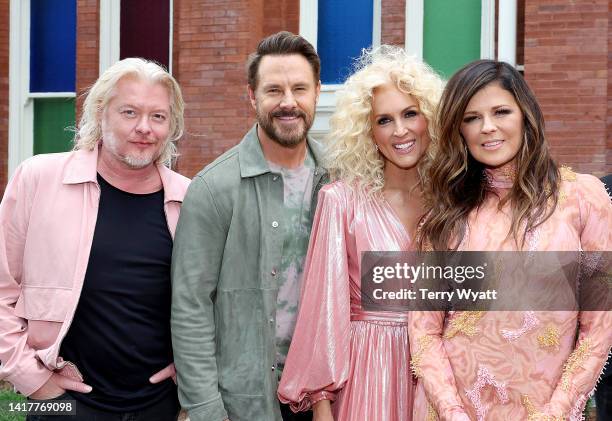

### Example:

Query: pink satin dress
xmin=278 ymin=181 xmax=415 ymax=421
xmin=409 ymin=167 xmax=612 ymax=421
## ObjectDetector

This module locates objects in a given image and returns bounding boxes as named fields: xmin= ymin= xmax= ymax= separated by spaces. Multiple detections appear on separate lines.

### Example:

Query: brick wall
xmin=608 ymin=0 xmax=612 ymax=175
xmin=0 ymin=0 xmax=8 ymax=197
xmin=524 ymin=0 xmax=609 ymax=176
xmin=381 ymin=0 xmax=405 ymax=46
xmin=76 ymin=0 xmax=99 ymax=119
xmin=173 ymin=0 xmax=298 ymax=177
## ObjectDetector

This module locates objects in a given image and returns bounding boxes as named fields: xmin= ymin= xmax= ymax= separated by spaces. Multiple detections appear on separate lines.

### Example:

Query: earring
xmin=375 ymin=144 xmax=379 ymax=152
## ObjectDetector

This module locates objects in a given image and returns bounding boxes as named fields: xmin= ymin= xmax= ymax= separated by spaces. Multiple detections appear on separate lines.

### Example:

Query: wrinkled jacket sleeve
xmin=0 ymin=162 xmax=54 ymax=395
xmin=277 ymin=186 xmax=351 ymax=412
xmin=407 ymin=311 xmax=471 ymax=420
xmin=171 ymin=176 xmax=229 ymax=421
xmin=547 ymin=175 xmax=612 ymax=418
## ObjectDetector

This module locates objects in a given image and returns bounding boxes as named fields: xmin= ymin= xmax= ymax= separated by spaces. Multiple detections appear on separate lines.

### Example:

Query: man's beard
xmin=102 ymin=129 xmax=164 ymax=169
xmin=257 ymin=107 xmax=314 ymax=148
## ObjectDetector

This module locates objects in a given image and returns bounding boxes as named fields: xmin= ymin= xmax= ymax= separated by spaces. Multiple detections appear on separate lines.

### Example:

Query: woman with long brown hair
xmin=410 ymin=60 xmax=612 ymax=420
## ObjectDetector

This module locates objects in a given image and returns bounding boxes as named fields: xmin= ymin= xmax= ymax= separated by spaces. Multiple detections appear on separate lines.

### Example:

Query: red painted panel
xmin=120 ymin=0 xmax=170 ymax=70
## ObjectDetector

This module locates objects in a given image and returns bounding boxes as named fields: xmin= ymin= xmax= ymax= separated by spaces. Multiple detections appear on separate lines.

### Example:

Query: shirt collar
xmin=238 ymin=124 xmax=327 ymax=178
xmin=62 ymin=144 xmax=186 ymax=203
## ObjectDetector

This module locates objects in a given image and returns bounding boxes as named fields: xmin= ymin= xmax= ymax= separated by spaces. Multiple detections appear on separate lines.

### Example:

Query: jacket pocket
xmin=14 ymin=286 xmax=72 ymax=322
xmin=216 ymin=289 xmax=265 ymax=396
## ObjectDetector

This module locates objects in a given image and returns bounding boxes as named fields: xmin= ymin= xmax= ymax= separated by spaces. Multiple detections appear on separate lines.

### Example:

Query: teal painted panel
xmin=33 ymin=98 xmax=76 ymax=155
xmin=423 ymin=0 xmax=481 ymax=79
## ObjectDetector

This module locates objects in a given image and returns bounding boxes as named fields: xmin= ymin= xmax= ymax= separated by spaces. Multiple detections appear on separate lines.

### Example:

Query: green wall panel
xmin=423 ymin=0 xmax=481 ymax=79
xmin=33 ymin=97 xmax=76 ymax=155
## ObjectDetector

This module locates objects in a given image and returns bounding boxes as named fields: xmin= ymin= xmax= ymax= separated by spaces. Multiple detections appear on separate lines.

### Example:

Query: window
xmin=405 ymin=0 xmax=521 ymax=77
xmin=300 ymin=0 xmax=381 ymax=140
xmin=9 ymin=0 xmax=76 ymax=175
xmin=100 ymin=0 xmax=173 ymax=74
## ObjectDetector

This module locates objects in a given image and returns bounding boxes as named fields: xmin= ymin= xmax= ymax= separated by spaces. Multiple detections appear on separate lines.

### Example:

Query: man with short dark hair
xmin=171 ymin=31 xmax=327 ymax=421
xmin=0 ymin=58 xmax=190 ymax=420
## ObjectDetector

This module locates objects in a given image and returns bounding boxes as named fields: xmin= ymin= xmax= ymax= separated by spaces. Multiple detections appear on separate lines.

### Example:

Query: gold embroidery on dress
xmin=537 ymin=326 xmax=561 ymax=351
xmin=410 ymin=335 xmax=433 ymax=378
xmin=426 ymin=401 xmax=439 ymax=421
xmin=500 ymin=163 xmax=518 ymax=180
xmin=521 ymin=395 xmax=564 ymax=421
xmin=561 ymin=338 xmax=592 ymax=392
xmin=543 ymin=166 xmax=575 ymax=207
xmin=443 ymin=311 xmax=485 ymax=339
xmin=560 ymin=165 xmax=577 ymax=182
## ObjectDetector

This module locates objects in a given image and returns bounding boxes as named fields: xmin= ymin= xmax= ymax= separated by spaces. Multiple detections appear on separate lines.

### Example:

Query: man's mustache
xmin=271 ymin=110 xmax=306 ymax=119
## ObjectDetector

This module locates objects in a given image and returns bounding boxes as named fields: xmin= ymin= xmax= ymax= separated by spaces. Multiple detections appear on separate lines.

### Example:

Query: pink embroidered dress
xmin=278 ymin=181 xmax=416 ymax=421
xmin=409 ymin=167 xmax=612 ymax=421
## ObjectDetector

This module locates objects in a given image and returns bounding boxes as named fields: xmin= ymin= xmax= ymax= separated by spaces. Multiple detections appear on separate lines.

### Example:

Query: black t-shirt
xmin=60 ymin=174 xmax=175 ymax=411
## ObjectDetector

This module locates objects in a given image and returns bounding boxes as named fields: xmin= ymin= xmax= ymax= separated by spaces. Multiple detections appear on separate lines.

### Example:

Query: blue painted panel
xmin=30 ymin=0 xmax=76 ymax=92
xmin=317 ymin=0 xmax=373 ymax=84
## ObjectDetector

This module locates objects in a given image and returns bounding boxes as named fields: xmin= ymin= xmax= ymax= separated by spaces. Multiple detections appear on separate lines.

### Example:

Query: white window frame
xmin=8 ymin=0 xmax=77 ymax=176
xmin=99 ymin=0 xmax=174 ymax=75
xmin=404 ymin=0 xmax=498 ymax=61
xmin=300 ymin=0 xmax=382 ymax=140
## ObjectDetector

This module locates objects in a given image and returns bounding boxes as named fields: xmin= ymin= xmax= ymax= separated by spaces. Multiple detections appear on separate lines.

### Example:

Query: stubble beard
xmin=257 ymin=107 xmax=314 ymax=148
xmin=102 ymin=128 xmax=164 ymax=169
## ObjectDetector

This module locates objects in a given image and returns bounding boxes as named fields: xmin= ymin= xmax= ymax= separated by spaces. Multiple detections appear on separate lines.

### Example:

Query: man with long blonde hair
xmin=0 ymin=58 xmax=189 ymax=420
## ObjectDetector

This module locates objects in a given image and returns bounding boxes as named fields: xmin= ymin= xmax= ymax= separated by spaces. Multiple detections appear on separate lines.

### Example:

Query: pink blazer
xmin=0 ymin=147 xmax=190 ymax=396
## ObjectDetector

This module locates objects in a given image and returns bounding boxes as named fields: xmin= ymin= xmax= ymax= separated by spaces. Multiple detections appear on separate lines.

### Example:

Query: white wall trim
xmin=8 ymin=0 xmax=33 ymax=176
xmin=99 ymin=0 xmax=121 ymax=75
xmin=299 ymin=1 xmax=318 ymax=50
xmin=372 ymin=0 xmax=382 ymax=48
xmin=300 ymin=2 xmax=383 ymax=140
xmin=310 ymin=84 xmax=342 ymax=140
xmin=480 ymin=0 xmax=495 ymax=59
xmin=498 ymin=0 xmax=517 ymax=66
xmin=28 ymin=92 xmax=76 ymax=98
xmin=405 ymin=0 xmax=424 ymax=59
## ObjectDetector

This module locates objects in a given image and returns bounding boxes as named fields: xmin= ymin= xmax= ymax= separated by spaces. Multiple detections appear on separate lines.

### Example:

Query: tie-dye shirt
xmin=268 ymin=152 xmax=315 ymax=372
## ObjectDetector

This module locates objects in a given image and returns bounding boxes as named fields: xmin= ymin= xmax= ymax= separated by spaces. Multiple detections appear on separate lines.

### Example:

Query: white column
xmin=99 ymin=0 xmax=121 ymax=74
xmin=8 ymin=0 xmax=33 ymax=175
xmin=405 ymin=0 xmax=424 ymax=59
xmin=372 ymin=0 xmax=382 ymax=48
xmin=299 ymin=0 xmax=318 ymax=50
xmin=480 ymin=0 xmax=495 ymax=59
xmin=498 ymin=0 xmax=517 ymax=66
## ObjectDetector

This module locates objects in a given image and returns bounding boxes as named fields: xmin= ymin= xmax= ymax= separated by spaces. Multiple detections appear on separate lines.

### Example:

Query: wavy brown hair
xmin=419 ymin=60 xmax=559 ymax=250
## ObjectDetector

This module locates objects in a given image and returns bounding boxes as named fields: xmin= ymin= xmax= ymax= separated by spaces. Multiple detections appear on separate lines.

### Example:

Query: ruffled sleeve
xmin=277 ymin=183 xmax=352 ymax=412
xmin=547 ymin=173 xmax=612 ymax=418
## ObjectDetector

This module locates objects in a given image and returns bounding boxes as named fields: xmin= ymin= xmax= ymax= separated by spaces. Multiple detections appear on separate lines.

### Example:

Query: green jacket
xmin=171 ymin=125 xmax=328 ymax=421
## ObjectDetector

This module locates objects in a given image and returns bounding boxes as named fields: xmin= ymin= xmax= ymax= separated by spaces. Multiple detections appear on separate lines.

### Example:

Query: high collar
xmin=484 ymin=162 xmax=517 ymax=190
xmin=62 ymin=145 xmax=186 ymax=203
xmin=238 ymin=124 xmax=327 ymax=178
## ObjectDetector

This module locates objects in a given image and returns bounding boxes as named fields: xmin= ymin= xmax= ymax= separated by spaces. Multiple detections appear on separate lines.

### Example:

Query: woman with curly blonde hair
xmin=277 ymin=46 xmax=443 ymax=421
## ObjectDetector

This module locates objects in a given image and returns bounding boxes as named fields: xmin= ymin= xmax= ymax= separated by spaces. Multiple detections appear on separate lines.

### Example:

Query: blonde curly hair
xmin=73 ymin=58 xmax=185 ymax=167
xmin=325 ymin=46 xmax=444 ymax=194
